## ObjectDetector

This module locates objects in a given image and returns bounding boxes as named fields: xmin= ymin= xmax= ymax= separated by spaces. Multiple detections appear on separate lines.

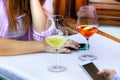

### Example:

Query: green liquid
xmin=45 ymin=36 xmax=67 ymax=49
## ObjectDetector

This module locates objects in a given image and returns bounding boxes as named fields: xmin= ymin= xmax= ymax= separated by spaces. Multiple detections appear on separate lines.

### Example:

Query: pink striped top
xmin=0 ymin=0 xmax=56 ymax=41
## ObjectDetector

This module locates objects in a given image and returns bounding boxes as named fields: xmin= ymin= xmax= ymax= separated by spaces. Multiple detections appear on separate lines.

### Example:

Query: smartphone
xmin=78 ymin=43 xmax=87 ymax=50
xmin=68 ymin=43 xmax=87 ymax=50
xmin=79 ymin=61 xmax=105 ymax=80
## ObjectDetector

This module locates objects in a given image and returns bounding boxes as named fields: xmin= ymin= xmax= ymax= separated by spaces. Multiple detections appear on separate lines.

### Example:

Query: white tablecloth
xmin=0 ymin=33 xmax=120 ymax=80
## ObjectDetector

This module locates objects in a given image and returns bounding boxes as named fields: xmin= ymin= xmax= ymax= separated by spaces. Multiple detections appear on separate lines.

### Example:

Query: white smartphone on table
xmin=79 ymin=61 xmax=105 ymax=80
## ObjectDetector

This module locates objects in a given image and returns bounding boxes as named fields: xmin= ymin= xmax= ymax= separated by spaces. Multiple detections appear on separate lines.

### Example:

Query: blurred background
xmin=52 ymin=0 xmax=120 ymax=40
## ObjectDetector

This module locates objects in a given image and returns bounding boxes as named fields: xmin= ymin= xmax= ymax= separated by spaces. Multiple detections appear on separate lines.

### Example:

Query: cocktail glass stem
xmin=86 ymin=38 xmax=90 ymax=51
xmin=47 ymin=48 xmax=67 ymax=72
xmin=78 ymin=38 xmax=97 ymax=61
xmin=56 ymin=49 xmax=59 ymax=66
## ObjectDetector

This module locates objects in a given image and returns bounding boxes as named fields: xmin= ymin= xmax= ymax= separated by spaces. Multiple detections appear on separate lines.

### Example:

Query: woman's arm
xmin=30 ymin=0 xmax=47 ymax=33
xmin=0 ymin=38 xmax=54 ymax=56
xmin=0 ymin=38 xmax=79 ymax=56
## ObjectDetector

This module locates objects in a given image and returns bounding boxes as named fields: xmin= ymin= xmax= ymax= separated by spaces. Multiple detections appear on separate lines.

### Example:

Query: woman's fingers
xmin=64 ymin=39 xmax=80 ymax=49
xmin=97 ymin=69 xmax=117 ymax=80
xmin=58 ymin=48 xmax=71 ymax=53
xmin=46 ymin=39 xmax=80 ymax=53
xmin=58 ymin=39 xmax=80 ymax=53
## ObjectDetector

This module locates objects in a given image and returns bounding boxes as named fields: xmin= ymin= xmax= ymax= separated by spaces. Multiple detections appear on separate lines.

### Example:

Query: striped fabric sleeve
xmin=43 ymin=0 xmax=53 ymax=16
xmin=0 ymin=0 xmax=9 ymax=37
xmin=0 ymin=0 xmax=3 ymax=36
xmin=32 ymin=18 xmax=56 ymax=41
xmin=31 ymin=0 xmax=56 ymax=41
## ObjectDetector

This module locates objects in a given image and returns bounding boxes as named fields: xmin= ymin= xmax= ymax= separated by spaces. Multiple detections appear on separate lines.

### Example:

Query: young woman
xmin=0 ymin=0 xmax=79 ymax=56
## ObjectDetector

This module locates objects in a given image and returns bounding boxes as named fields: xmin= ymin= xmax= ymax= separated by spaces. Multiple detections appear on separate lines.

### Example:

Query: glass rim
xmin=79 ymin=5 xmax=96 ymax=12
xmin=51 ymin=15 xmax=64 ymax=20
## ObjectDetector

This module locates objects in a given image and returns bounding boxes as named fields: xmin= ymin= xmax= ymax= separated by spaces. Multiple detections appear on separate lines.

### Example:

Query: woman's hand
xmin=58 ymin=39 xmax=80 ymax=53
xmin=97 ymin=69 xmax=116 ymax=80
xmin=45 ymin=39 xmax=80 ymax=53
xmin=44 ymin=41 xmax=56 ymax=53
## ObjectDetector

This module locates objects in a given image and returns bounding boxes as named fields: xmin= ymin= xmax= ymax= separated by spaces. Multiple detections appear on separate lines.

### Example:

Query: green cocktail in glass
xmin=45 ymin=35 xmax=67 ymax=72
xmin=46 ymin=35 xmax=67 ymax=49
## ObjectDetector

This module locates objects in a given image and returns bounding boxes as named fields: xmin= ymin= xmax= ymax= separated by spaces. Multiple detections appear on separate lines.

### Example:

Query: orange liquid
xmin=77 ymin=25 xmax=98 ymax=39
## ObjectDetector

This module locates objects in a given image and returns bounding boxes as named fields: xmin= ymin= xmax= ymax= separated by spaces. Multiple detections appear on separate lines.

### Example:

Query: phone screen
xmin=68 ymin=43 xmax=87 ymax=50
xmin=78 ymin=43 xmax=87 ymax=50
xmin=82 ymin=62 xmax=105 ymax=80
